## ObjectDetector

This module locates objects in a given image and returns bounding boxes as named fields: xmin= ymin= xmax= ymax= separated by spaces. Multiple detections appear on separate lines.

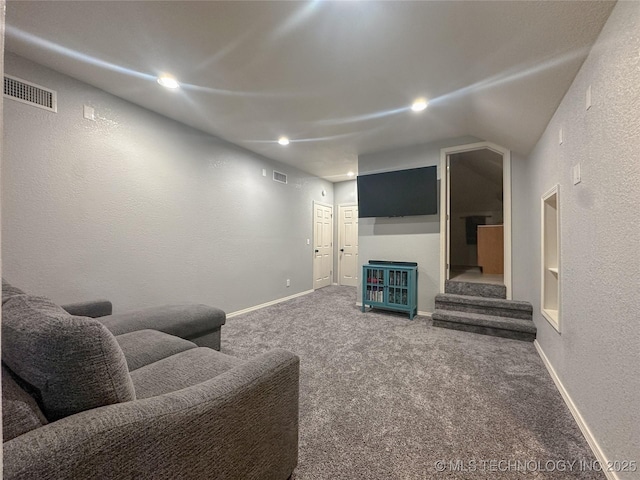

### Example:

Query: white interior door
xmin=338 ymin=204 xmax=359 ymax=286
xmin=313 ymin=202 xmax=333 ymax=289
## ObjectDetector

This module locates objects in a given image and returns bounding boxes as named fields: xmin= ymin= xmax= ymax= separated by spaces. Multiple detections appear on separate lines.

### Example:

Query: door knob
xmin=315 ymin=249 xmax=319 ymax=253
xmin=340 ymin=248 xmax=345 ymax=252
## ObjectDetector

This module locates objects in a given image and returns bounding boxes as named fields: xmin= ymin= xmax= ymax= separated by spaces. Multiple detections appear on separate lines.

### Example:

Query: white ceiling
xmin=5 ymin=1 xmax=615 ymax=182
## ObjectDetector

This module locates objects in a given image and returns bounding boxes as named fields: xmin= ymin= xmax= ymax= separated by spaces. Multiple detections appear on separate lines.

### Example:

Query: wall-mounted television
xmin=357 ymin=166 xmax=438 ymax=218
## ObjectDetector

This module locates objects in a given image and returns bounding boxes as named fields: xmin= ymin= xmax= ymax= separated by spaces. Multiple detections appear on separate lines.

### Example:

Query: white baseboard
xmin=534 ymin=340 xmax=617 ymax=480
xmin=227 ymin=289 xmax=314 ymax=319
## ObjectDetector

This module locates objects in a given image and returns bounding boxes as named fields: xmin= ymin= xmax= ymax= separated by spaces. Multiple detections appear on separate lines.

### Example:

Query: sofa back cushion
xmin=2 ymin=279 xmax=26 ymax=305
xmin=1 ymin=295 xmax=136 ymax=421
xmin=2 ymin=364 xmax=48 ymax=441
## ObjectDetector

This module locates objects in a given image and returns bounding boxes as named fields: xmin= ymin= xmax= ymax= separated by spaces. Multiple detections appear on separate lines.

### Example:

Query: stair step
xmin=435 ymin=293 xmax=533 ymax=320
xmin=432 ymin=309 xmax=536 ymax=342
xmin=445 ymin=280 xmax=506 ymax=299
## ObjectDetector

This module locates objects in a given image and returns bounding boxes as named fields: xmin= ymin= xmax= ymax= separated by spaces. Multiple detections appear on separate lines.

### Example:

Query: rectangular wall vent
xmin=273 ymin=170 xmax=288 ymax=184
xmin=4 ymin=75 xmax=57 ymax=112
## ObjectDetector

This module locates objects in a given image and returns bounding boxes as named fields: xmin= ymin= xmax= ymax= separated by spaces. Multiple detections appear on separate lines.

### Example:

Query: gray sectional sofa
xmin=1 ymin=280 xmax=299 ymax=480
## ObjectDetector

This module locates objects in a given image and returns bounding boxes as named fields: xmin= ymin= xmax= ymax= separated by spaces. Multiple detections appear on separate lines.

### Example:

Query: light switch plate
xmin=573 ymin=164 xmax=582 ymax=185
xmin=83 ymin=105 xmax=95 ymax=121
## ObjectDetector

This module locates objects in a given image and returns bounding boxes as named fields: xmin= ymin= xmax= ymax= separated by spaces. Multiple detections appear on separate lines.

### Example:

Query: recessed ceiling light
xmin=157 ymin=75 xmax=180 ymax=89
xmin=347 ymin=171 xmax=355 ymax=177
xmin=278 ymin=137 xmax=290 ymax=146
xmin=411 ymin=98 xmax=428 ymax=112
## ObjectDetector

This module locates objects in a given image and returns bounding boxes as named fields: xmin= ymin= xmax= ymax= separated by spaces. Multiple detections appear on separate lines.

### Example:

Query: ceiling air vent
xmin=4 ymin=75 xmax=57 ymax=112
xmin=273 ymin=170 xmax=288 ymax=184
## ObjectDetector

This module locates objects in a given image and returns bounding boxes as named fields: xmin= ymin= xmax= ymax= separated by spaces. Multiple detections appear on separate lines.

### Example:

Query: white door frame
xmin=337 ymin=203 xmax=358 ymax=286
xmin=439 ymin=141 xmax=512 ymax=299
xmin=312 ymin=201 xmax=334 ymax=290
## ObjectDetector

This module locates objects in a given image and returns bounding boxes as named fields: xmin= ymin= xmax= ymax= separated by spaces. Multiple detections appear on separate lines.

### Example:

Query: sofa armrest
xmin=3 ymin=349 xmax=299 ymax=480
xmin=60 ymin=299 xmax=113 ymax=318
xmin=97 ymin=304 xmax=226 ymax=341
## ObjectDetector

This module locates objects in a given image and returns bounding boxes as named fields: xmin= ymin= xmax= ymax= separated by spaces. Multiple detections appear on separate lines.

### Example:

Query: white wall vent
xmin=273 ymin=171 xmax=288 ymax=184
xmin=4 ymin=75 xmax=57 ymax=112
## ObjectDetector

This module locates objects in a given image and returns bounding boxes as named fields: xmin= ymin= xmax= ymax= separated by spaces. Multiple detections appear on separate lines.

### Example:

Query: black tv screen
xmin=357 ymin=166 xmax=437 ymax=218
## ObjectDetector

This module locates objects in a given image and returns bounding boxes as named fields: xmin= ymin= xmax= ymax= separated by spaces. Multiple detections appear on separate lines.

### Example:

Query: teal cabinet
xmin=361 ymin=263 xmax=418 ymax=319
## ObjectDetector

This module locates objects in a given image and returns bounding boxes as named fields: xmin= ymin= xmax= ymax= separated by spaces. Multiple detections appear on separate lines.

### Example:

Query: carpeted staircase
xmin=432 ymin=280 xmax=536 ymax=341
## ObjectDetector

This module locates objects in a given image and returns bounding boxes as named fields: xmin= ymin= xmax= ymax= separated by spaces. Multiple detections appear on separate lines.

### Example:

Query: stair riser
xmin=435 ymin=302 xmax=532 ymax=320
xmin=432 ymin=311 xmax=536 ymax=334
xmin=433 ymin=319 xmax=536 ymax=342
xmin=445 ymin=281 xmax=506 ymax=299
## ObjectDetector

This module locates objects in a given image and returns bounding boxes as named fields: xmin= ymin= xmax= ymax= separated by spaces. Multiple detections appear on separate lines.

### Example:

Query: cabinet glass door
xmin=388 ymin=269 xmax=409 ymax=306
xmin=364 ymin=267 xmax=385 ymax=304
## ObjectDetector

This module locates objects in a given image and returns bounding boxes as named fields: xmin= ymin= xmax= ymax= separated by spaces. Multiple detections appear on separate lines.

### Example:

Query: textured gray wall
xmin=523 ymin=2 xmax=640 ymax=474
xmin=357 ymin=136 xmax=480 ymax=313
xmin=334 ymin=180 xmax=357 ymax=206
xmin=2 ymin=53 xmax=333 ymax=314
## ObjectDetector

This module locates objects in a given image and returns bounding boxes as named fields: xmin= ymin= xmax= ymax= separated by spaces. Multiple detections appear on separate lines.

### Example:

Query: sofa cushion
xmin=2 ymin=365 xmax=48 ymax=441
xmin=2 ymin=279 xmax=26 ymax=305
xmin=116 ymin=330 xmax=198 ymax=371
xmin=1 ymin=295 xmax=136 ymax=421
xmin=131 ymin=347 xmax=244 ymax=399
xmin=99 ymin=304 xmax=226 ymax=340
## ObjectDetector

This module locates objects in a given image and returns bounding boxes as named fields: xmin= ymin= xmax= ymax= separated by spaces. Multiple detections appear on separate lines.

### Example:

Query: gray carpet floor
xmin=221 ymin=286 xmax=604 ymax=479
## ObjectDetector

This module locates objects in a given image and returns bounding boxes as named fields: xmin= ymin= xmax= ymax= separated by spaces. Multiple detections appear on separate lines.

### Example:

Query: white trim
xmin=534 ymin=341 xmax=617 ymax=480
xmin=439 ymin=141 xmax=512 ymax=299
xmin=503 ymin=148 xmax=512 ymax=298
xmin=439 ymin=145 xmax=449 ymax=291
xmin=541 ymin=184 xmax=561 ymax=332
xmin=227 ymin=289 xmax=314 ymax=318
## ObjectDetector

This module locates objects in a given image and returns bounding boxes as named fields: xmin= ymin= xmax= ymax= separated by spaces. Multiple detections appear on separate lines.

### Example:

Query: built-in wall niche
xmin=541 ymin=185 xmax=560 ymax=331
